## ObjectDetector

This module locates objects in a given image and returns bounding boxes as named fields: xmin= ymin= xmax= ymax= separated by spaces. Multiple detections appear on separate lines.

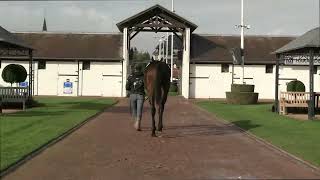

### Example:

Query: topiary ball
xmin=287 ymin=80 xmax=305 ymax=92
xmin=1 ymin=64 xmax=27 ymax=85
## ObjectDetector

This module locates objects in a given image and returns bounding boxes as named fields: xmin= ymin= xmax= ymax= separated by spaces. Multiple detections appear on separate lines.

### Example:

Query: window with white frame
xmin=83 ymin=61 xmax=90 ymax=70
xmin=221 ymin=64 xmax=229 ymax=73
xmin=265 ymin=64 xmax=273 ymax=74
xmin=38 ymin=60 xmax=46 ymax=69
xmin=313 ymin=66 xmax=318 ymax=74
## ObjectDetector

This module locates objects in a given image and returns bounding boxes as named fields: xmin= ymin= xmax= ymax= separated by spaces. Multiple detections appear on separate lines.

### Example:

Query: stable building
xmin=152 ymin=33 xmax=318 ymax=99
xmin=1 ymin=4 xmax=318 ymax=100
xmin=0 ymin=32 xmax=123 ymax=97
xmin=188 ymin=32 xmax=320 ymax=99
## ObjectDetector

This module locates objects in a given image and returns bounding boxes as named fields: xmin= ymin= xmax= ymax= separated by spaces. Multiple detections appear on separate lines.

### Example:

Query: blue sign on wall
xmin=63 ymin=81 xmax=73 ymax=94
xmin=19 ymin=82 xmax=28 ymax=87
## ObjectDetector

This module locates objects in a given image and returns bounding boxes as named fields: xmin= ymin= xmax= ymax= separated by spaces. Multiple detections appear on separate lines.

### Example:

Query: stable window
xmin=314 ymin=66 xmax=318 ymax=74
xmin=265 ymin=65 xmax=273 ymax=74
xmin=38 ymin=60 xmax=46 ymax=69
xmin=221 ymin=64 xmax=229 ymax=73
xmin=83 ymin=61 xmax=90 ymax=70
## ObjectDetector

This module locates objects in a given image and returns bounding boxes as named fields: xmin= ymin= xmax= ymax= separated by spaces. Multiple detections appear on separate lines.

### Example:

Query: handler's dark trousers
xmin=130 ymin=94 xmax=144 ymax=120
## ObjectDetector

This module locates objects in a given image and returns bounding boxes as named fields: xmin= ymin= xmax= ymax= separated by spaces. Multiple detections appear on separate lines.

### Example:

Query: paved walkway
xmin=4 ymin=97 xmax=320 ymax=180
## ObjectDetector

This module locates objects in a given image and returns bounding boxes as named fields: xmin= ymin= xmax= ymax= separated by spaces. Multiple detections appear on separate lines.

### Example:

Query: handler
xmin=126 ymin=64 xmax=145 ymax=131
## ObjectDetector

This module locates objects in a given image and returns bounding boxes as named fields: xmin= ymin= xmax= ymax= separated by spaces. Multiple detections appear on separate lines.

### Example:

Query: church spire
xmin=42 ymin=17 xmax=47 ymax=32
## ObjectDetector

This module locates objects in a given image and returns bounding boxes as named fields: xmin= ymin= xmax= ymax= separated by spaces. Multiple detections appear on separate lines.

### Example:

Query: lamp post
xmin=166 ymin=33 xmax=169 ymax=64
xmin=170 ymin=0 xmax=175 ymax=82
xmin=236 ymin=0 xmax=250 ymax=84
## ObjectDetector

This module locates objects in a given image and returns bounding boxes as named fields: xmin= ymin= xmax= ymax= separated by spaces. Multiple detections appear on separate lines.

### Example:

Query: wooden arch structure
xmin=274 ymin=27 xmax=320 ymax=120
xmin=0 ymin=26 xmax=34 ymax=98
xmin=117 ymin=4 xmax=197 ymax=98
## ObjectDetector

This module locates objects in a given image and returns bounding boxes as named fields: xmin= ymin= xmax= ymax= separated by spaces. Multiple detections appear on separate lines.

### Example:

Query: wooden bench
xmin=0 ymin=87 xmax=29 ymax=113
xmin=279 ymin=92 xmax=310 ymax=115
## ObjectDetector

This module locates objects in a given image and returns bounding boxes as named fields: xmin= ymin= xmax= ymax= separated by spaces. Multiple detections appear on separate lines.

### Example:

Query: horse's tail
xmin=154 ymin=63 xmax=162 ymax=105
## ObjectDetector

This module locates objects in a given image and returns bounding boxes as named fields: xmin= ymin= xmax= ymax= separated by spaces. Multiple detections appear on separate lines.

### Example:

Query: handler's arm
xmin=126 ymin=75 xmax=133 ymax=91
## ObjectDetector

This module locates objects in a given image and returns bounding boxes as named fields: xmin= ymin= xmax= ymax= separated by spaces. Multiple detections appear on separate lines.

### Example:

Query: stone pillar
xmin=308 ymin=49 xmax=315 ymax=120
xmin=122 ymin=28 xmax=129 ymax=97
xmin=275 ymin=54 xmax=280 ymax=113
xmin=181 ymin=28 xmax=191 ymax=99
xmin=28 ymin=50 xmax=33 ymax=98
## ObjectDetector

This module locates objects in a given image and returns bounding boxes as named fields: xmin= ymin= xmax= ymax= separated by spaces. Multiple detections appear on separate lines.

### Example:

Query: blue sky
xmin=0 ymin=0 xmax=318 ymax=53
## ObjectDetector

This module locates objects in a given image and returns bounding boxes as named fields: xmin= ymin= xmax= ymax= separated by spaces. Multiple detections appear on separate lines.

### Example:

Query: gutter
xmin=0 ymin=57 xmax=123 ymax=62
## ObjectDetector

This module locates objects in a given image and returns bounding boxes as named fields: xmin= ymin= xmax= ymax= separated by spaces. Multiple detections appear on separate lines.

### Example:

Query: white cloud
xmin=61 ymin=6 xmax=83 ymax=17
xmin=57 ymin=5 xmax=114 ymax=32
xmin=0 ymin=0 xmax=317 ymax=52
xmin=267 ymin=28 xmax=285 ymax=36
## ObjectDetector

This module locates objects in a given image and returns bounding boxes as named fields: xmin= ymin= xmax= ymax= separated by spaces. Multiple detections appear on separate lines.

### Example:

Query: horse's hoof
xmin=151 ymin=134 xmax=157 ymax=137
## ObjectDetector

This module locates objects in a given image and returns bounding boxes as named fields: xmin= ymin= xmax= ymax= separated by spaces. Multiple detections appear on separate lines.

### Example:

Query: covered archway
xmin=0 ymin=26 xmax=34 ymax=98
xmin=274 ymin=27 xmax=320 ymax=120
xmin=116 ymin=4 xmax=197 ymax=98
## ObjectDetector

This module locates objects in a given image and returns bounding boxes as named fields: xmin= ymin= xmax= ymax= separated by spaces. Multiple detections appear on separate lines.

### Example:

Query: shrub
xmin=169 ymin=82 xmax=178 ymax=92
xmin=1 ymin=64 xmax=27 ymax=86
xmin=287 ymin=80 xmax=305 ymax=92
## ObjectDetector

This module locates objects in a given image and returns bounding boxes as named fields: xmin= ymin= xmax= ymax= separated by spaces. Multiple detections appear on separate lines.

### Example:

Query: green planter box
xmin=226 ymin=92 xmax=259 ymax=104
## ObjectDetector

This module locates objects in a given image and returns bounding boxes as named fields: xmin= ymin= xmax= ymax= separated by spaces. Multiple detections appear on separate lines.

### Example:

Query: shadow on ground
xmin=140 ymin=120 xmax=260 ymax=138
xmin=107 ymin=105 xmax=151 ymax=114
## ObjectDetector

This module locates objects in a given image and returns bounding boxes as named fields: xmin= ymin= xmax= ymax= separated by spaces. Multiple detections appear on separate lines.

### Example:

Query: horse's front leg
xmin=151 ymin=105 xmax=156 ymax=137
xmin=157 ymin=103 xmax=164 ymax=132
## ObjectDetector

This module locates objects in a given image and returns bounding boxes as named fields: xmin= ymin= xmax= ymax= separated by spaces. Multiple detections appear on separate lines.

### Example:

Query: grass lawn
xmin=197 ymin=101 xmax=320 ymax=167
xmin=0 ymin=97 xmax=116 ymax=171
xmin=169 ymin=92 xmax=179 ymax=96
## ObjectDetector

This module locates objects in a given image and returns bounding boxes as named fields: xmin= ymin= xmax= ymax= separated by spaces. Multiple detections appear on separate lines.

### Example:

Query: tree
xmin=2 ymin=64 xmax=27 ymax=86
xmin=129 ymin=47 xmax=150 ymax=62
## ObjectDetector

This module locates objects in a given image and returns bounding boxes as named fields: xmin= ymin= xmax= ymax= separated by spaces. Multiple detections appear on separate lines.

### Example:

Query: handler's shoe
xmin=134 ymin=118 xmax=141 ymax=131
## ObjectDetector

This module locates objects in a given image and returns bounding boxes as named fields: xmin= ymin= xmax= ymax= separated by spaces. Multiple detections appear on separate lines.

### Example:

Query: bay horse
xmin=144 ymin=60 xmax=171 ymax=137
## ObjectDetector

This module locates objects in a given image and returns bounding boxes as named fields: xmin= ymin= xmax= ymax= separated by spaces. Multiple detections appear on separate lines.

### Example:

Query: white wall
xmin=233 ymin=65 xmax=275 ymax=99
xmin=190 ymin=64 xmax=320 ymax=100
xmin=0 ymin=60 xmax=123 ymax=97
xmin=36 ymin=61 xmax=59 ymax=96
xmin=278 ymin=66 xmax=320 ymax=95
xmin=1 ymin=60 xmax=318 ymax=99
xmin=81 ymin=62 xmax=122 ymax=97
xmin=56 ymin=61 xmax=79 ymax=96
xmin=190 ymin=64 xmax=232 ymax=98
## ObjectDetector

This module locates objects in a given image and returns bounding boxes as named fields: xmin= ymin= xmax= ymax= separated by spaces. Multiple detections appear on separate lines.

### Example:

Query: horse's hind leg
xmin=151 ymin=104 xmax=156 ymax=137
xmin=158 ymin=88 xmax=169 ymax=132
xmin=157 ymin=103 xmax=164 ymax=132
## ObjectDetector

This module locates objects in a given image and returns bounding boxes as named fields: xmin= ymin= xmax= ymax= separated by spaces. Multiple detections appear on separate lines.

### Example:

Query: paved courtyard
xmin=4 ymin=97 xmax=320 ymax=180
